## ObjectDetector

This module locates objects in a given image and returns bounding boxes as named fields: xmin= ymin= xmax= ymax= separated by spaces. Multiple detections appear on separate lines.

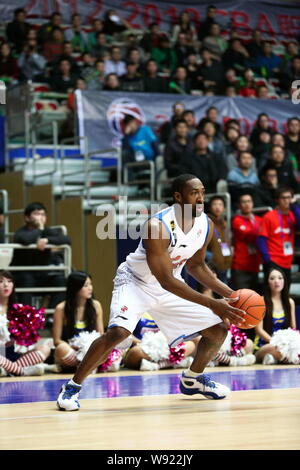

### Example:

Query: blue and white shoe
xmin=180 ymin=372 xmax=230 ymax=400
xmin=56 ymin=383 xmax=81 ymax=411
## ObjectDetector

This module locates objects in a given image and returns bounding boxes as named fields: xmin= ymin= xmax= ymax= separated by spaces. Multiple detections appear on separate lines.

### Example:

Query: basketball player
xmin=57 ymin=174 xmax=246 ymax=410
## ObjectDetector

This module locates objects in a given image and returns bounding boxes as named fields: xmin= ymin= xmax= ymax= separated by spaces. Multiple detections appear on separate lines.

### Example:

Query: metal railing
xmin=124 ymin=160 xmax=155 ymax=202
xmin=1 ymin=244 xmax=71 ymax=294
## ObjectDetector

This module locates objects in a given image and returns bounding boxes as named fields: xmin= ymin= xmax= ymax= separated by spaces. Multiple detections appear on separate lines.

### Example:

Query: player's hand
xmin=210 ymin=298 xmax=246 ymax=326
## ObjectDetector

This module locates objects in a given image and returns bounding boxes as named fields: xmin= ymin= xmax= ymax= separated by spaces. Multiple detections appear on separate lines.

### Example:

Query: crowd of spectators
xmin=0 ymin=6 xmax=299 ymax=100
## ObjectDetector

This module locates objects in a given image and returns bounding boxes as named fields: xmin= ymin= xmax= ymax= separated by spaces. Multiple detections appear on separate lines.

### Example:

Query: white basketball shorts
xmin=108 ymin=264 xmax=222 ymax=347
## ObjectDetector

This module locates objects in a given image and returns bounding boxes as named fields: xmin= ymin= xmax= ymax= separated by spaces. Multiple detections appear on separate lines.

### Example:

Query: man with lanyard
xmin=231 ymin=194 xmax=261 ymax=293
xmin=257 ymin=186 xmax=300 ymax=285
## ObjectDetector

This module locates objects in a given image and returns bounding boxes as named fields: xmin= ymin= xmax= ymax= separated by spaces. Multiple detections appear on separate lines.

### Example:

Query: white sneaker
xmin=180 ymin=372 xmax=230 ymax=399
xmin=140 ymin=359 xmax=159 ymax=371
xmin=173 ymin=356 xmax=193 ymax=369
xmin=262 ymin=353 xmax=278 ymax=365
xmin=229 ymin=354 xmax=256 ymax=366
xmin=56 ymin=383 xmax=81 ymax=411
xmin=22 ymin=364 xmax=45 ymax=376
xmin=0 ymin=367 xmax=8 ymax=377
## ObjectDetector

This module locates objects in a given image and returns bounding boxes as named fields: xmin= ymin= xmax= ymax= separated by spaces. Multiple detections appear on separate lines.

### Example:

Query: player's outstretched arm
xmin=185 ymin=218 xmax=234 ymax=298
xmin=144 ymin=219 xmax=245 ymax=325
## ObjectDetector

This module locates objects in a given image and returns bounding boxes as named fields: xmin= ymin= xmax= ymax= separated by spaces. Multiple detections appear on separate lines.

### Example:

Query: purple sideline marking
xmin=0 ymin=368 xmax=299 ymax=404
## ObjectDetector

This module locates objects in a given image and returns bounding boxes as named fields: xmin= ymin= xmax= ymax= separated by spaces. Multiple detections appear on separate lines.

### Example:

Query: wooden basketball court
xmin=0 ymin=364 xmax=299 ymax=450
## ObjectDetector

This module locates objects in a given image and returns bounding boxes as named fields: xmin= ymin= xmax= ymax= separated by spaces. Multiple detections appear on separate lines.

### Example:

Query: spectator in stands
xmin=103 ymin=73 xmax=121 ymax=91
xmin=246 ymin=29 xmax=263 ymax=59
xmin=102 ymin=9 xmax=131 ymax=38
xmin=104 ymin=46 xmax=126 ymax=77
xmin=151 ymin=36 xmax=177 ymax=75
xmin=143 ymin=59 xmax=168 ymax=93
xmin=52 ymin=271 xmax=104 ymax=372
xmin=90 ymin=32 xmax=110 ymax=59
xmin=256 ymin=84 xmax=270 ymax=99
xmin=0 ymin=42 xmax=19 ymax=82
xmin=171 ymin=11 xmax=197 ymax=47
xmin=272 ymin=132 xmax=297 ymax=171
xmin=79 ymin=52 xmax=95 ymax=82
xmin=254 ymin=267 xmax=296 ymax=364
xmin=285 ymin=117 xmax=300 ymax=167
xmin=250 ymin=113 xmax=273 ymax=147
xmin=228 ymin=151 xmax=259 ymax=185
xmin=65 ymin=13 xmax=88 ymax=53
xmin=43 ymin=27 xmax=65 ymax=63
xmin=17 ymin=39 xmax=47 ymax=82
xmin=120 ymin=61 xmax=144 ymax=92
xmin=239 ymin=68 xmax=257 ymax=98
xmin=182 ymin=110 xmax=198 ymax=137
xmin=174 ymin=33 xmax=196 ymax=67
xmin=123 ymin=34 xmax=145 ymax=63
xmin=140 ymin=23 xmax=164 ymax=53
xmin=181 ymin=132 xmax=218 ymax=192
xmin=196 ymin=48 xmax=224 ymax=94
xmin=225 ymin=85 xmax=237 ymax=97
xmin=203 ymin=106 xmax=222 ymax=136
xmin=231 ymin=193 xmax=261 ymax=292
xmin=52 ymin=41 xmax=79 ymax=74
xmin=164 ymin=119 xmax=194 ymax=177
xmin=267 ymin=145 xmax=299 ymax=192
xmin=206 ymin=196 xmax=232 ymax=283
xmin=169 ymin=66 xmax=191 ymax=94
xmin=86 ymin=59 xmax=105 ymax=91
xmin=252 ymin=130 xmax=272 ymax=170
xmin=202 ymin=23 xmax=228 ymax=60
xmin=284 ymin=40 xmax=299 ymax=62
xmin=0 ymin=270 xmax=56 ymax=377
xmin=159 ymin=101 xmax=185 ymax=144
xmin=185 ymin=53 xmax=200 ymax=88
xmin=225 ymin=135 xmax=252 ymax=171
xmin=222 ymin=68 xmax=239 ymax=91
xmin=224 ymin=118 xmax=240 ymax=133
xmin=256 ymin=165 xmax=278 ymax=208
xmin=6 ymin=8 xmax=31 ymax=53
xmin=254 ymin=40 xmax=281 ymax=78
xmin=222 ymin=38 xmax=249 ymax=73
xmin=37 ymin=11 xmax=63 ymax=46
xmin=280 ymin=55 xmax=300 ymax=92
xmin=11 ymin=202 xmax=70 ymax=309
xmin=200 ymin=120 xmax=225 ymax=157
xmin=125 ymin=48 xmax=145 ymax=74
xmin=87 ymin=19 xmax=105 ymax=51
xmin=122 ymin=115 xmax=159 ymax=165
xmin=223 ymin=126 xmax=240 ymax=154
xmin=198 ymin=5 xmax=219 ymax=40
xmin=50 ymin=58 xmax=78 ymax=93
xmin=257 ymin=186 xmax=300 ymax=285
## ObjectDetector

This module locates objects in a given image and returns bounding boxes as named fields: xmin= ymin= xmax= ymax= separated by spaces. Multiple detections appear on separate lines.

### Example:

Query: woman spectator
xmin=223 ymin=126 xmax=240 ymax=154
xmin=0 ymin=270 xmax=54 ymax=377
xmin=0 ymin=42 xmax=19 ymax=81
xmin=239 ymin=68 xmax=257 ymax=98
xmin=202 ymin=23 xmax=228 ymax=60
xmin=250 ymin=113 xmax=274 ymax=147
xmin=43 ymin=27 xmax=64 ymax=64
xmin=252 ymin=131 xmax=272 ymax=170
xmin=200 ymin=120 xmax=225 ymax=155
xmin=52 ymin=271 xmax=104 ymax=371
xmin=254 ymin=268 xmax=296 ymax=364
xmin=103 ymin=72 xmax=121 ymax=91
xmin=171 ymin=11 xmax=197 ymax=47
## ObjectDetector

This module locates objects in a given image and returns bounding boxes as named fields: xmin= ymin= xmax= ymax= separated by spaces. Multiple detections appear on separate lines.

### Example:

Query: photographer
xmin=17 ymin=38 xmax=46 ymax=81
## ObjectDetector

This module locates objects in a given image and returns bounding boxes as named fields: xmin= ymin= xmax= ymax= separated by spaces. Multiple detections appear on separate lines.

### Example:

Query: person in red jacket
xmin=231 ymin=193 xmax=261 ymax=291
xmin=257 ymin=186 xmax=300 ymax=285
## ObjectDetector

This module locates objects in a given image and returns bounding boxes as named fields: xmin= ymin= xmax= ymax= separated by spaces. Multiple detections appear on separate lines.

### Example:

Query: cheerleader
xmin=0 ymin=270 xmax=52 ymax=376
xmin=52 ymin=271 xmax=105 ymax=371
xmin=124 ymin=313 xmax=198 ymax=371
xmin=254 ymin=267 xmax=298 ymax=365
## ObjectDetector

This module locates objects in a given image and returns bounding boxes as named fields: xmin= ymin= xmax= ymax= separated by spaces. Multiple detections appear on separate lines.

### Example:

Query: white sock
xmin=68 ymin=379 xmax=81 ymax=388
xmin=185 ymin=367 xmax=202 ymax=378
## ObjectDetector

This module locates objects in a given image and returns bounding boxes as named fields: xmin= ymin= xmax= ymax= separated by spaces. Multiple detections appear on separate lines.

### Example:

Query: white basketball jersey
xmin=125 ymin=205 xmax=209 ymax=286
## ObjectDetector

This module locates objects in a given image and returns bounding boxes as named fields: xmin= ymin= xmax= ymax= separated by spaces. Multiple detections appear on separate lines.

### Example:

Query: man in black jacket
xmin=11 ymin=202 xmax=71 ymax=308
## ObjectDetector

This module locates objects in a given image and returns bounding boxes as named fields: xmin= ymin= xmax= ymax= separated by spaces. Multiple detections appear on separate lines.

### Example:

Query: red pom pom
xmin=7 ymin=304 xmax=46 ymax=347
xmin=169 ymin=342 xmax=186 ymax=364
xmin=98 ymin=349 xmax=122 ymax=372
xmin=229 ymin=324 xmax=247 ymax=356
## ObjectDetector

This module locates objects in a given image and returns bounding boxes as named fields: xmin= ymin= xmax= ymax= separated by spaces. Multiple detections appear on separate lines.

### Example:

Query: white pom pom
xmin=140 ymin=331 xmax=170 ymax=362
xmin=0 ymin=315 xmax=10 ymax=345
xmin=270 ymin=328 xmax=300 ymax=364
xmin=69 ymin=330 xmax=101 ymax=362
xmin=219 ymin=331 xmax=232 ymax=354
xmin=14 ymin=344 xmax=36 ymax=354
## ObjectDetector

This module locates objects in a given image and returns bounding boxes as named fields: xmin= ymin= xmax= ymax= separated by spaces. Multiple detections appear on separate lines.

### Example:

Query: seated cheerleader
xmin=123 ymin=312 xmax=199 ymax=371
xmin=254 ymin=267 xmax=298 ymax=365
xmin=0 ymin=270 xmax=53 ymax=376
xmin=52 ymin=271 xmax=106 ymax=371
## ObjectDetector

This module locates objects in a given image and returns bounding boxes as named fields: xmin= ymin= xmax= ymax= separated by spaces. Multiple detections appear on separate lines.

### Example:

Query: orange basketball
xmin=229 ymin=289 xmax=265 ymax=329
